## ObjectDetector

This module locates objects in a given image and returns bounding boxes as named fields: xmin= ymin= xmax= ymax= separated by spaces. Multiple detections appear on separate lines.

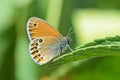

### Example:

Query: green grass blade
xmin=48 ymin=36 xmax=120 ymax=66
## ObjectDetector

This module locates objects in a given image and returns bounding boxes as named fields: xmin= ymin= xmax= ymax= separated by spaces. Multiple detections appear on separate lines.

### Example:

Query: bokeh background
xmin=0 ymin=0 xmax=120 ymax=80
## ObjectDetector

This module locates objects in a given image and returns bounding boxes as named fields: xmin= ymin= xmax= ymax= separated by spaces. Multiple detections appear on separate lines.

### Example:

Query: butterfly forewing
xmin=27 ymin=17 xmax=63 ymax=40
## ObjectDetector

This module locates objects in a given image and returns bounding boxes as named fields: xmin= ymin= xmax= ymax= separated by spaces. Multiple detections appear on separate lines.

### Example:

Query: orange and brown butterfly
xmin=27 ymin=17 xmax=72 ymax=65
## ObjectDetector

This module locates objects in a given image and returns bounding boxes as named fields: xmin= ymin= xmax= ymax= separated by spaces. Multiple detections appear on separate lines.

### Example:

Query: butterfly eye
xmin=33 ymin=21 xmax=38 ymax=27
xmin=39 ymin=39 xmax=43 ymax=43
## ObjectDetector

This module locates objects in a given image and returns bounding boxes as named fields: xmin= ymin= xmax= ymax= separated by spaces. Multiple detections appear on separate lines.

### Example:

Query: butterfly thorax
xmin=60 ymin=37 xmax=71 ymax=52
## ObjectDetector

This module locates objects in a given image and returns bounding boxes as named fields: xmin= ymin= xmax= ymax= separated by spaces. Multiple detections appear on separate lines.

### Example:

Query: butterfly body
xmin=27 ymin=17 xmax=71 ymax=65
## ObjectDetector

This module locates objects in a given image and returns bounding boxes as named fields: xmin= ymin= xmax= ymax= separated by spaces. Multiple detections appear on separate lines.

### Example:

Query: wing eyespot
xmin=33 ymin=21 xmax=38 ymax=27
xmin=36 ymin=50 xmax=39 ymax=53
xmin=39 ymin=39 xmax=43 ymax=43
xmin=33 ymin=55 xmax=37 ymax=59
xmin=30 ymin=47 xmax=37 ymax=50
xmin=36 ymin=43 xmax=38 ymax=46
xmin=41 ymin=56 xmax=44 ymax=59
xmin=38 ymin=54 xmax=41 ymax=56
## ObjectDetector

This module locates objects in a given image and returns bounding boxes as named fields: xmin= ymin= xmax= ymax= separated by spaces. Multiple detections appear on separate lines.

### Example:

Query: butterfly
xmin=27 ymin=17 xmax=72 ymax=65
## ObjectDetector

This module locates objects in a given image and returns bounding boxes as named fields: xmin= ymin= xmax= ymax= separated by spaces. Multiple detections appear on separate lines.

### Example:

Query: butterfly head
xmin=66 ymin=36 xmax=72 ymax=45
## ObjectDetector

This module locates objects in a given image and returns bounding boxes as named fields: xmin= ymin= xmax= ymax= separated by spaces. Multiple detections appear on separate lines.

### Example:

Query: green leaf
xmin=48 ymin=36 xmax=120 ymax=67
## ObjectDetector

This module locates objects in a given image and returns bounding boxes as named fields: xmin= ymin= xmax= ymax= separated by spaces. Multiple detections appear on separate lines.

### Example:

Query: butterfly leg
xmin=67 ymin=45 xmax=74 ymax=52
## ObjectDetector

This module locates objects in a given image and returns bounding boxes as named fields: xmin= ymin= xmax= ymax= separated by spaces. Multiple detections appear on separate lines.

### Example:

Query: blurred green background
xmin=0 ymin=0 xmax=120 ymax=80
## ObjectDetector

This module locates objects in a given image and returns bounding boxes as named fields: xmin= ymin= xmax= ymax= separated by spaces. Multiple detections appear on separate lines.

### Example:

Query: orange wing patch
xmin=27 ymin=17 xmax=63 ymax=40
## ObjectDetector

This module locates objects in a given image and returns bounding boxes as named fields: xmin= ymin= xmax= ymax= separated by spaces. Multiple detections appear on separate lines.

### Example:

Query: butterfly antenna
xmin=66 ymin=27 xmax=74 ymax=37
xmin=66 ymin=27 xmax=74 ymax=52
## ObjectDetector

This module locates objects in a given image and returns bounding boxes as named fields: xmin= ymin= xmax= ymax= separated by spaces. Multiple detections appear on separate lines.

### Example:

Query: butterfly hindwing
xmin=29 ymin=37 xmax=61 ymax=65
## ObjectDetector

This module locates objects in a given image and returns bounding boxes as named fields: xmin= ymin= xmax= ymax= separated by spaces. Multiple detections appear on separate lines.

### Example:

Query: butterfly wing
xmin=29 ymin=37 xmax=61 ymax=65
xmin=27 ymin=17 xmax=63 ymax=40
xmin=27 ymin=17 xmax=67 ymax=65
